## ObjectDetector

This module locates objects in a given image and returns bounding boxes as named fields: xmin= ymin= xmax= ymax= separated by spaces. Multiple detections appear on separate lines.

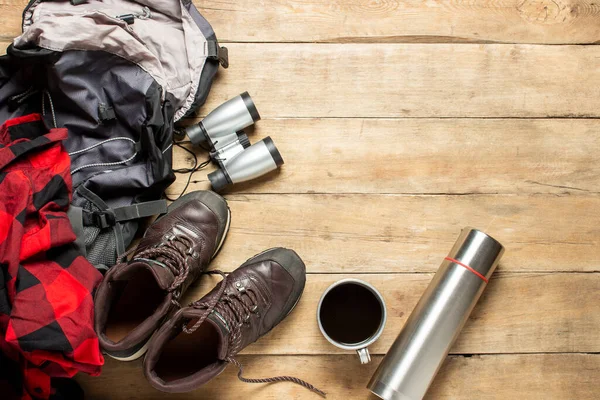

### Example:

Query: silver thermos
xmin=368 ymin=227 xmax=505 ymax=400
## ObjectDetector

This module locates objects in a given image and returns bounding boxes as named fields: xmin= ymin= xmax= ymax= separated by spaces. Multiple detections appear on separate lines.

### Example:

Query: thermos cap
xmin=446 ymin=227 xmax=505 ymax=280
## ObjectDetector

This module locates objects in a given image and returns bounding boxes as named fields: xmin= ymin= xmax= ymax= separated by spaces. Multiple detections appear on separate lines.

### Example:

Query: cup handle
xmin=357 ymin=348 xmax=371 ymax=364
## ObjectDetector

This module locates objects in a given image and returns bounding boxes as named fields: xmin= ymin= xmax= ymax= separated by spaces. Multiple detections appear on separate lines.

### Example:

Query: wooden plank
xmin=0 ymin=0 xmax=22 ymax=40
xmin=76 ymin=354 xmax=600 ymax=399
xmin=4 ymin=0 xmax=600 ymax=44
xmin=170 ymin=118 xmax=600 ymax=195
xmin=177 ymin=272 xmax=600 ymax=355
xmin=1 ymin=39 xmax=11 ymax=55
xmin=3 ymin=41 xmax=600 ymax=118
xmin=193 ymin=0 xmax=600 ymax=44
xmin=195 ymin=43 xmax=600 ymax=118
xmin=201 ymin=194 xmax=600 ymax=273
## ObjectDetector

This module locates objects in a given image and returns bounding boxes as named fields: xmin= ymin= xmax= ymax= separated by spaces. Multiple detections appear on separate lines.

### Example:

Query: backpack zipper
xmin=116 ymin=6 xmax=151 ymax=24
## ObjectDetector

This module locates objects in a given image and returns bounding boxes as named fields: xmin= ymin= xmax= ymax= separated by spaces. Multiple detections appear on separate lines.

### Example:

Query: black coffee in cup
xmin=319 ymin=282 xmax=384 ymax=345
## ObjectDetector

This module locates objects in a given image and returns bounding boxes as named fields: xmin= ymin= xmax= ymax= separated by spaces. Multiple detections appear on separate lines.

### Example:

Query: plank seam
xmin=302 ymin=271 xmax=600 ymax=274
xmin=204 ymin=271 xmax=600 ymax=276
xmin=3 ymin=34 xmax=600 ymax=46
xmin=222 ymin=192 xmax=589 ymax=196
xmin=234 ymin=352 xmax=600 ymax=357
xmin=185 ymin=116 xmax=600 ymax=121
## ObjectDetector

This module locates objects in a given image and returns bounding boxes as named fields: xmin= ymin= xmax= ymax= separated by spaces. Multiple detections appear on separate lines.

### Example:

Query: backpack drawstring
xmin=42 ymin=89 xmax=57 ymax=128
xmin=68 ymin=137 xmax=139 ymax=174
xmin=164 ymin=137 xmax=210 ymax=201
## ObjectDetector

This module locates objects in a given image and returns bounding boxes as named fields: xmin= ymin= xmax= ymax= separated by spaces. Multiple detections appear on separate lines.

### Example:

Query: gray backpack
xmin=0 ymin=0 xmax=228 ymax=271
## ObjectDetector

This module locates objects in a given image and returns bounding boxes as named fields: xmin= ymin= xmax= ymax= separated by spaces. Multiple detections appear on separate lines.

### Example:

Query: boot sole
xmin=212 ymin=206 xmax=231 ymax=259
xmin=106 ymin=330 xmax=156 ymax=362
xmin=107 ymin=206 xmax=231 ymax=362
xmin=286 ymin=292 xmax=302 ymax=318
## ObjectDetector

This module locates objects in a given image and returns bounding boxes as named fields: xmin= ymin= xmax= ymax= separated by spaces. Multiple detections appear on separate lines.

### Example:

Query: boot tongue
xmin=129 ymin=259 xmax=175 ymax=290
xmin=181 ymin=308 xmax=230 ymax=359
xmin=206 ymin=312 xmax=230 ymax=360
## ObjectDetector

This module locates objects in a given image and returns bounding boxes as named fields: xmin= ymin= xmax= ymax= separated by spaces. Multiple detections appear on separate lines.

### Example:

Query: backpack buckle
xmin=92 ymin=211 xmax=116 ymax=229
xmin=207 ymin=41 xmax=229 ymax=69
xmin=98 ymin=103 xmax=116 ymax=123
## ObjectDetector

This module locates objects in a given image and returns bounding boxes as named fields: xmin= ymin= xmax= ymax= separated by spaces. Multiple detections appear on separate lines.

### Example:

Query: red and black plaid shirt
xmin=0 ymin=114 xmax=103 ymax=399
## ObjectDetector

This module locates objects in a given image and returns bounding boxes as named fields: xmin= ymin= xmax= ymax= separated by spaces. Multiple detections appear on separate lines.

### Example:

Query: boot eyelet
xmin=187 ymin=248 xmax=199 ymax=259
xmin=235 ymin=282 xmax=246 ymax=293
xmin=250 ymin=305 xmax=258 ymax=313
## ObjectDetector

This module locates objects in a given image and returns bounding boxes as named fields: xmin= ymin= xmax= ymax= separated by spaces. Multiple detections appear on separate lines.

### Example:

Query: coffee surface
xmin=319 ymin=283 xmax=383 ymax=345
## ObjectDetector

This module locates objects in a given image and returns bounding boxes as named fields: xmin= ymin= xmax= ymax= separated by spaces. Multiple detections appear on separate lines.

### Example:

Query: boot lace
xmin=183 ymin=270 xmax=326 ymax=397
xmin=118 ymin=234 xmax=196 ymax=306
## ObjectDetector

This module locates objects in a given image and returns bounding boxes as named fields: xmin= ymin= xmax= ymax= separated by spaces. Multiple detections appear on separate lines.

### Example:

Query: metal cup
xmin=317 ymin=279 xmax=387 ymax=364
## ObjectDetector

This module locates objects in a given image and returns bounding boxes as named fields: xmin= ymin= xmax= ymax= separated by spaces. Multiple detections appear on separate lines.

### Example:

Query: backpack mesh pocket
xmin=72 ymin=191 xmax=120 ymax=269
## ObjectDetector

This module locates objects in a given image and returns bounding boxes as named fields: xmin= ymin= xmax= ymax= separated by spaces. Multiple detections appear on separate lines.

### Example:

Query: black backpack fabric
xmin=0 ymin=0 xmax=228 ymax=271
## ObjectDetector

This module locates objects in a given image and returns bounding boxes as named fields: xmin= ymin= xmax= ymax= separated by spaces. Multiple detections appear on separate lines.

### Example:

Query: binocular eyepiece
xmin=184 ymin=92 xmax=284 ymax=192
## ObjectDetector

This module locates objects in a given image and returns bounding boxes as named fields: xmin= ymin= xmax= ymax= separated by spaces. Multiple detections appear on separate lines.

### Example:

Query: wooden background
xmin=2 ymin=0 xmax=600 ymax=398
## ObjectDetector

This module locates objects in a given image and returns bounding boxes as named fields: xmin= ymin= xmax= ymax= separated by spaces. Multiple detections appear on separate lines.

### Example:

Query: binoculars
xmin=185 ymin=92 xmax=284 ymax=192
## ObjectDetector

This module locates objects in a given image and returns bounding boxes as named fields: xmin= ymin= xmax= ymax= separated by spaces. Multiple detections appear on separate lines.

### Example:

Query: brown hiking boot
xmin=94 ymin=190 xmax=231 ymax=361
xmin=143 ymin=248 xmax=325 ymax=396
